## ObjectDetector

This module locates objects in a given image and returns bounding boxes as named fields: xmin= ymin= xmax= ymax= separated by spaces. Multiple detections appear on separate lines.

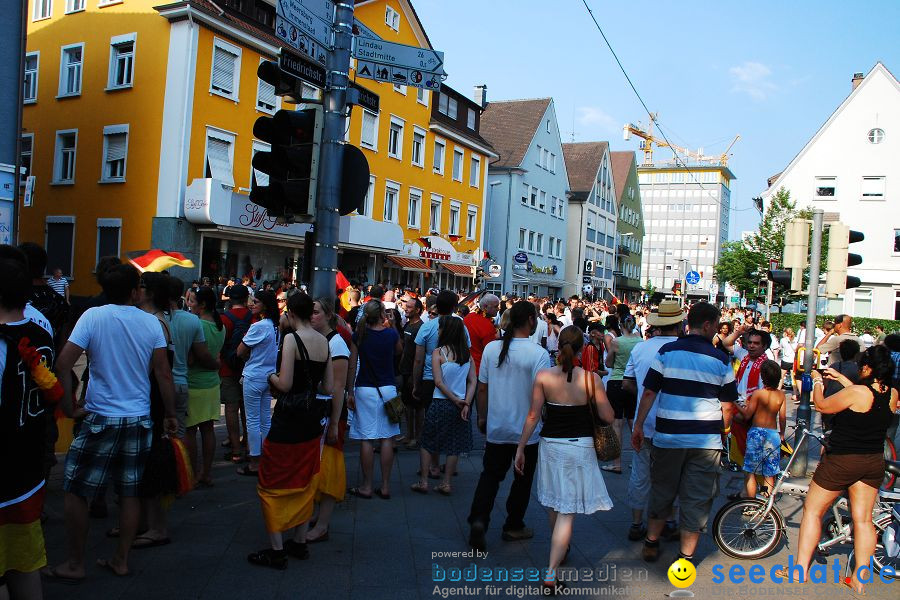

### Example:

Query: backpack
xmin=222 ymin=310 xmax=252 ymax=371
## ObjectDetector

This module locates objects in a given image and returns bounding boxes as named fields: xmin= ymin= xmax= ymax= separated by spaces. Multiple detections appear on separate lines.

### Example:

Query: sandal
xmin=247 ymin=548 xmax=287 ymax=570
xmin=410 ymin=482 xmax=429 ymax=494
xmin=374 ymin=488 xmax=391 ymax=500
xmin=306 ymin=529 xmax=329 ymax=543
xmin=773 ymin=568 xmax=806 ymax=584
xmin=600 ymin=465 xmax=623 ymax=475
xmin=347 ymin=487 xmax=372 ymax=499
xmin=436 ymin=483 xmax=452 ymax=496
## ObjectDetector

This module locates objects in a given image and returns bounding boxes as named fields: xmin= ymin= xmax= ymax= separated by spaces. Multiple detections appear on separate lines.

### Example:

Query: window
xmin=53 ymin=130 xmax=77 ymax=184
xmin=538 ymin=190 xmax=546 ymax=211
xmin=411 ymin=127 xmax=425 ymax=167
xmin=521 ymin=183 xmax=529 ymax=204
xmin=361 ymin=175 xmax=375 ymax=217
xmin=854 ymin=289 xmax=872 ymax=318
xmin=438 ymin=93 xmax=448 ymax=115
xmin=546 ymin=119 xmax=551 ymax=133
xmin=256 ymin=60 xmax=276 ymax=113
xmin=59 ymin=44 xmax=84 ymax=97
xmin=388 ymin=117 xmax=404 ymax=159
xmin=66 ymin=0 xmax=84 ymax=11
xmin=894 ymin=229 xmax=900 ymax=254
xmin=548 ymin=236 xmax=556 ymax=257
xmin=96 ymin=219 xmax=121 ymax=264
xmin=469 ymin=156 xmax=480 ymax=187
xmin=550 ymin=195 xmax=556 ymax=216
xmin=20 ymin=134 xmax=33 ymax=183
xmin=385 ymin=5 xmax=400 ymax=31
xmin=407 ymin=189 xmax=421 ymax=228
xmin=815 ymin=176 xmax=836 ymax=198
xmin=529 ymin=187 xmax=537 ymax=208
xmin=383 ymin=181 xmax=399 ymax=223
xmin=101 ymin=124 xmax=128 ymax=182
xmin=548 ymin=152 xmax=555 ymax=174
xmin=108 ymin=34 xmax=135 ymax=89
xmin=433 ymin=138 xmax=445 ymax=173
xmin=528 ymin=231 xmax=535 ymax=252
xmin=518 ymin=228 xmax=526 ymax=250
xmin=555 ymin=239 xmax=561 ymax=258
xmin=867 ymin=128 xmax=885 ymax=144
xmin=45 ymin=217 xmax=75 ymax=277
xmin=210 ymin=38 xmax=241 ymax=101
xmin=360 ymin=109 xmax=378 ymax=150
xmin=416 ymin=88 xmax=428 ymax=106
xmin=466 ymin=207 xmax=477 ymax=240
xmin=448 ymin=98 xmax=458 ymax=120
xmin=430 ymin=195 xmax=442 ymax=233
xmin=536 ymin=233 xmax=543 ymax=254
xmin=449 ymin=202 xmax=460 ymax=236
xmin=33 ymin=0 xmax=52 ymax=20
xmin=392 ymin=84 xmax=406 ymax=95
xmin=204 ymin=127 xmax=235 ymax=187
xmin=557 ymin=197 xmax=565 ymax=217
xmin=24 ymin=53 xmax=38 ymax=103
xmin=467 ymin=108 xmax=476 ymax=129
xmin=861 ymin=176 xmax=885 ymax=199
xmin=452 ymin=148 xmax=463 ymax=181
xmin=250 ymin=140 xmax=270 ymax=187
xmin=655 ymin=172 xmax=667 ymax=183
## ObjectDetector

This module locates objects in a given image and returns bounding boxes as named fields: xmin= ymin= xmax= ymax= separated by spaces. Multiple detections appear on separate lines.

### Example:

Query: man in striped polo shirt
xmin=632 ymin=302 xmax=737 ymax=564
xmin=47 ymin=267 xmax=69 ymax=302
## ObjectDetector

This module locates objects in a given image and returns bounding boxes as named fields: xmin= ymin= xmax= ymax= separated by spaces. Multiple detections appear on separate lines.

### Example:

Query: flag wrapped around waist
xmin=128 ymin=249 xmax=195 ymax=273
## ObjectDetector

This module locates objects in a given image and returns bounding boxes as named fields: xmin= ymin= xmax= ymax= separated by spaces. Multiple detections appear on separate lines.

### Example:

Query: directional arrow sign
xmin=276 ymin=15 xmax=328 ymax=64
xmin=352 ymin=37 xmax=445 ymax=75
xmin=276 ymin=0 xmax=333 ymax=49
xmin=685 ymin=270 xmax=701 ymax=285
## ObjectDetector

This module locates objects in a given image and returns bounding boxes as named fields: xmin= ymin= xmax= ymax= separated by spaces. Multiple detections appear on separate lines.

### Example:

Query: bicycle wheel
xmin=883 ymin=439 xmax=897 ymax=491
xmin=873 ymin=513 xmax=900 ymax=579
xmin=713 ymin=499 xmax=784 ymax=559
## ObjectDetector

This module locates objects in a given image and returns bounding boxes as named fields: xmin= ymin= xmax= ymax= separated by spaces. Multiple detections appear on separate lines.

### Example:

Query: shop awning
xmin=387 ymin=256 xmax=433 ymax=273
xmin=441 ymin=263 xmax=474 ymax=276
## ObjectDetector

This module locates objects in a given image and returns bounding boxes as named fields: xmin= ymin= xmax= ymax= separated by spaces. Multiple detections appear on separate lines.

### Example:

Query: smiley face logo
xmin=667 ymin=558 xmax=696 ymax=588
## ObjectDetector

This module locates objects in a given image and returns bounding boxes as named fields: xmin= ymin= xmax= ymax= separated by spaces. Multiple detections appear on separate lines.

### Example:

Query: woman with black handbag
xmin=347 ymin=300 xmax=402 ymax=500
xmin=514 ymin=326 xmax=615 ymax=594
xmin=248 ymin=293 xmax=332 ymax=570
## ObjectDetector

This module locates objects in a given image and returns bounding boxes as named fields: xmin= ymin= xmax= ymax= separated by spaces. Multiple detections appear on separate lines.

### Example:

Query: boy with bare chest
xmin=736 ymin=360 xmax=786 ymax=498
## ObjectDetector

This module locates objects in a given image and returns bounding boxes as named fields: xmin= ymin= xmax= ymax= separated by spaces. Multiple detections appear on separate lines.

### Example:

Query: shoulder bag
xmin=585 ymin=369 xmax=620 ymax=462
xmin=362 ymin=335 xmax=405 ymax=424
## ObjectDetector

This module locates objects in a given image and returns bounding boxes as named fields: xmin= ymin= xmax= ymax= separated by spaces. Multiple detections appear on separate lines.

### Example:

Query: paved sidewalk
xmin=40 ymin=402 xmax=895 ymax=599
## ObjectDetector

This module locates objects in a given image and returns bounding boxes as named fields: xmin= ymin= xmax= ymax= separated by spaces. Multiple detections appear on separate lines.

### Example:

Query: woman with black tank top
xmin=514 ymin=326 xmax=615 ymax=594
xmin=780 ymin=345 xmax=898 ymax=593
xmin=247 ymin=293 xmax=333 ymax=570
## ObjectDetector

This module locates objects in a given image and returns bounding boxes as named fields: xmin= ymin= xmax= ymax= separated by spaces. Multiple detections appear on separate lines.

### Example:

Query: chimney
xmin=473 ymin=84 xmax=487 ymax=108
xmin=851 ymin=72 xmax=864 ymax=90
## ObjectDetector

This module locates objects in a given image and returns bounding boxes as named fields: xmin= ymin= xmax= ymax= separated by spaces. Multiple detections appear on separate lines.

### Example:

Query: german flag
xmin=127 ymin=249 xmax=194 ymax=273
xmin=336 ymin=270 xmax=352 ymax=316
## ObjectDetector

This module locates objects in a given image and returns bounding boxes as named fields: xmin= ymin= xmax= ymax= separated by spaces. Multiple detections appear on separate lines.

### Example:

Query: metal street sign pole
xmin=792 ymin=209 xmax=823 ymax=476
xmin=309 ymin=0 xmax=353 ymax=303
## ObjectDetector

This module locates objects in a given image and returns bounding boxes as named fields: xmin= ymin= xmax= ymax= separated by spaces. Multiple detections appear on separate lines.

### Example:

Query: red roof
xmin=387 ymin=256 xmax=433 ymax=272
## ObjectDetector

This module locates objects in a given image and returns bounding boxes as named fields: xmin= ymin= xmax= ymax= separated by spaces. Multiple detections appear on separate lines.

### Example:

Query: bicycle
xmin=711 ymin=426 xmax=900 ymax=578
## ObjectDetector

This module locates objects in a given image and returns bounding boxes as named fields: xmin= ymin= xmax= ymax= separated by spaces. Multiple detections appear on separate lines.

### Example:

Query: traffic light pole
xmin=792 ymin=208 xmax=823 ymax=476
xmin=310 ymin=1 xmax=355 ymax=302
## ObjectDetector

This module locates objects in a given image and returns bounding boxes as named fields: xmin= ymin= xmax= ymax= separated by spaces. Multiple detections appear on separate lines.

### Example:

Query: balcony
xmin=616 ymin=244 xmax=630 ymax=256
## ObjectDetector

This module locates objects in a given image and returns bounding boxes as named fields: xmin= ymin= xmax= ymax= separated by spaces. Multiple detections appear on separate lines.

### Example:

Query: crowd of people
xmin=2 ymin=251 xmax=899 ymax=598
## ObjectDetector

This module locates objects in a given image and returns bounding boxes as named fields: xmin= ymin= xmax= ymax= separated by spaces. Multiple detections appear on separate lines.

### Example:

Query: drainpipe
xmin=504 ymin=171 xmax=513 ymax=293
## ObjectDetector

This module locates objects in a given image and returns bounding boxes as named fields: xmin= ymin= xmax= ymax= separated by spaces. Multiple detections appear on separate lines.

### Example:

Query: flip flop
xmin=131 ymin=534 xmax=172 ymax=549
xmin=601 ymin=466 xmax=622 ymax=474
xmin=435 ymin=484 xmax=452 ymax=496
xmin=374 ymin=488 xmax=391 ymax=500
xmin=410 ymin=482 xmax=429 ymax=494
xmin=96 ymin=558 xmax=130 ymax=577
xmin=347 ymin=487 xmax=372 ymax=499
xmin=41 ymin=566 xmax=84 ymax=585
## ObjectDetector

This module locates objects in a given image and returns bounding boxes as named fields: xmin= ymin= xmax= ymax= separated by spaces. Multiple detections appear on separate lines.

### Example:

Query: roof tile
xmin=561 ymin=142 xmax=608 ymax=193
xmin=479 ymin=98 xmax=552 ymax=169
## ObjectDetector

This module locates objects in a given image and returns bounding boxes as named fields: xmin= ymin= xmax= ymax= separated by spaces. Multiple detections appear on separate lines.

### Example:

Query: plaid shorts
xmin=63 ymin=413 xmax=153 ymax=498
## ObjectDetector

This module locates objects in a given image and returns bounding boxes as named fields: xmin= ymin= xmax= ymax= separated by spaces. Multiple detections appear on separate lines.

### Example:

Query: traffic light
xmin=672 ymin=281 xmax=682 ymax=295
xmin=251 ymin=106 xmax=323 ymax=222
xmin=825 ymin=221 xmax=864 ymax=296
xmin=768 ymin=268 xmax=792 ymax=288
xmin=781 ymin=219 xmax=809 ymax=291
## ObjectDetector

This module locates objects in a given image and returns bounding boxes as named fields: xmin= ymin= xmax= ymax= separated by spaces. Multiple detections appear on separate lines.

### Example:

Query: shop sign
xmin=419 ymin=248 xmax=451 ymax=261
xmin=511 ymin=262 xmax=558 ymax=276
xmin=513 ymin=251 xmax=528 ymax=264
xmin=401 ymin=236 xmax=473 ymax=266
xmin=184 ymin=179 xmax=311 ymax=237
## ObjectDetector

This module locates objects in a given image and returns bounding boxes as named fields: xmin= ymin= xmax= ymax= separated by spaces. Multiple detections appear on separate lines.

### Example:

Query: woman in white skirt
xmin=347 ymin=300 xmax=402 ymax=499
xmin=515 ymin=326 xmax=615 ymax=594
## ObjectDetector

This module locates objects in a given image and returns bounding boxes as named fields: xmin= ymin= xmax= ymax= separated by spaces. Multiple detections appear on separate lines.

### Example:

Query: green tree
xmin=643 ymin=278 xmax=657 ymax=299
xmin=714 ymin=240 xmax=761 ymax=296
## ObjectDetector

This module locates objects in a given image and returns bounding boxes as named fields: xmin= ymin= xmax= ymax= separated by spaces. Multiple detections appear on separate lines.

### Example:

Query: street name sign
xmin=685 ymin=270 xmax=701 ymax=285
xmin=348 ymin=81 xmax=380 ymax=113
xmin=353 ymin=37 xmax=444 ymax=73
xmin=276 ymin=15 xmax=328 ymax=64
xmin=279 ymin=48 xmax=327 ymax=89
xmin=277 ymin=0 xmax=333 ymax=48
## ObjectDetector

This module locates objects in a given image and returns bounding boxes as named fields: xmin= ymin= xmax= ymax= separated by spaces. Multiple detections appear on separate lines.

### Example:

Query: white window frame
xmin=469 ymin=155 xmax=480 ymax=188
xmin=466 ymin=108 xmax=476 ymax=130
xmin=255 ymin=58 xmax=277 ymax=114
xmin=361 ymin=175 xmax=375 ymax=217
xmin=383 ymin=180 xmax=400 ymax=223
xmin=204 ymin=126 xmax=236 ymax=187
xmin=448 ymin=97 xmax=458 ymax=120
xmin=452 ymin=147 xmax=464 ymax=182
xmin=52 ymin=129 xmax=78 ymax=184
xmin=392 ymin=84 xmax=407 ymax=95
xmin=45 ymin=216 xmax=76 ymax=277
xmin=556 ymin=238 xmax=561 ymax=258
xmin=518 ymin=228 xmax=526 ymax=250
xmin=100 ymin=124 xmax=129 ymax=183
xmin=58 ymin=42 xmax=84 ymax=98
xmin=536 ymin=233 xmax=543 ymax=255
xmin=411 ymin=126 xmax=426 ymax=168
xmin=106 ymin=32 xmax=136 ymax=90
xmin=95 ymin=218 xmax=122 ymax=266
xmin=24 ymin=52 xmax=39 ymax=104
xmin=20 ymin=133 xmax=34 ymax=184
xmin=860 ymin=176 xmax=885 ymax=200
xmin=528 ymin=231 xmax=535 ymax=252
xmin=65 ymin=0 xmax=85 ymax=12
xmin=429 ymin=194 xmax=442 ymax=234
xmin=466 ymin=206 xmax=477 ymax=240
xmin=814 ymin=176 xmax=837 ymax=200
xmin=433 ymin=138 xmax=446 ymax=174
xmin=210 ymin=37 xmax=241 ymax=102
xmin=407 ymin=187 xmax=422 ymax=229
xmin=250 ymin=139 xmax=271 ymax=187
xmin=360 ymin=109 xmax=378 ymax=150
xmin=539 ymin=190 xmax=546 ymax=211
xmin=416 ymin=88 xmax=428 ymax=106
xmin=448 ymin=201 xmax=461 ymax=236
xmin=33 ymin=0 xmax=52 ymax=21
xmin=853 ymin=288 xmax=873 ymax=318
xmin=388 ymin=115 xmax=404 ymax=160
xmin=385 ymin=5 xmax=400 ymax=31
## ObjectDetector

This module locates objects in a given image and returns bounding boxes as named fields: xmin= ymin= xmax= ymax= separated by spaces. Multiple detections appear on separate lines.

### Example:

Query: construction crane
xmin=623 ymin=114 xmax=740 ymax=166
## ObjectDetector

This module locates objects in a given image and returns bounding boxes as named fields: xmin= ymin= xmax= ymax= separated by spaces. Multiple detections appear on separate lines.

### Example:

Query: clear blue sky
xmin=412 ymin=0 xmax=900 ymax=240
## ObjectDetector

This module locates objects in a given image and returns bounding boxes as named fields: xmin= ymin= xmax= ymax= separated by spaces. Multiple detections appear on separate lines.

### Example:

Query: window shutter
xmin=206 ymin=137 xmax=234 ymax=186
xmin=105 ymin=133 xmax=127 ymax=163
xmin=257 ymin=78 xmax=276 ymax=110
xmin=212 ymin=47 xmax=235 ymax=94
xmin=362 ymin=112 xmax=376 ymax=146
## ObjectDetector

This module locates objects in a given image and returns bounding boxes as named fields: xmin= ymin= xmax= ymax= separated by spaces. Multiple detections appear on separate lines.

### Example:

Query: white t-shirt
xmin=478 ymin=338 xmax=552 ymax=445
xmin=242 ymin=319 xmax=279 ymax=380
xmin=24 ymin=303 xmax=53 ymax=338
xmin=528 ymin=318 xmax=548 ymax=346
xmin=780 ymin=337 xmax=796 ymax=363
xmin=69 ymin=305 xmax=167 ymax=417
xmin=623 ymin=335 xmax=678 ymax=438
xmin=316 ymin=332 xmax=349 ymax=401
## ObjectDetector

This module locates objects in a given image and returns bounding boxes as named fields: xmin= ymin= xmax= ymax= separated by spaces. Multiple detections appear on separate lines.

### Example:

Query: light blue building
xmin=479 ymin=97 xmax=570 ymax=298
